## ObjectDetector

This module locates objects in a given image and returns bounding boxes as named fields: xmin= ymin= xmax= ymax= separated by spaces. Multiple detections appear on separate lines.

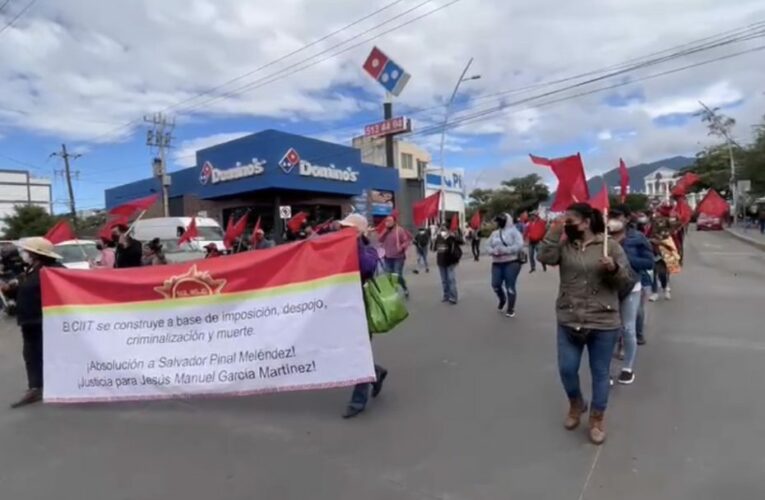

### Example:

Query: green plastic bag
xmin=363 ymin=273 xmax=409 ymax=334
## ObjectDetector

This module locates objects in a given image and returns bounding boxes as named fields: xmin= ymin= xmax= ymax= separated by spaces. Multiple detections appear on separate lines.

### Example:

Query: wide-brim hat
xmin=18 ymin=237 xmax=62 ymax=260
xmin=338 ymin=213 xmax=368 ymax=233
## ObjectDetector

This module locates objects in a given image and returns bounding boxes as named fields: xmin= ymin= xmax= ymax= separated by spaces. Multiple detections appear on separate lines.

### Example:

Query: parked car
xmin=53 ymin=239 xmax=100 ymax=269
xmin=132 ymin=217 xmax=225 ymax=251
xmin=696 ymin=213 xmax=723 ymax=231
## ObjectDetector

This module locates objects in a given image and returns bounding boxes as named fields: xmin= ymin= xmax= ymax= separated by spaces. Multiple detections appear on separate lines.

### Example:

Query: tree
xmin=468 ymin=174 xmax=550 ymax=219
xmin=608 ymin=193 xmax=650 ymax=213
xmin=500 ymin=173 xmax=550 ymax=213
xmin=2 ymin=205 xmax=58 ymax=239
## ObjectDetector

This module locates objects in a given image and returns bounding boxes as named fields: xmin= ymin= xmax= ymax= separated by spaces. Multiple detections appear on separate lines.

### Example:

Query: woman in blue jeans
xmin=487 ymin=213 xmax=524 ymax=317
xmin=538 ymin=203 xmax=632 ymax=445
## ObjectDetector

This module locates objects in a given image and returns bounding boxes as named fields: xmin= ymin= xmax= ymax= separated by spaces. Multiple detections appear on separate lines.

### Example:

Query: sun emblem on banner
xmin=154 ymin=265 xmax=227 ymax=299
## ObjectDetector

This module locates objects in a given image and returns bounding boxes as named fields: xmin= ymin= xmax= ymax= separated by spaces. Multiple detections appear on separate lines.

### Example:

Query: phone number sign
xmin=363 ymin=117 xmax=411 ymax=138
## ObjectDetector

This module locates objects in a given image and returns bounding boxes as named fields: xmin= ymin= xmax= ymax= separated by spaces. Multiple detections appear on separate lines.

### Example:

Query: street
xmin=0 ymin=229 xmax=763 ymax=500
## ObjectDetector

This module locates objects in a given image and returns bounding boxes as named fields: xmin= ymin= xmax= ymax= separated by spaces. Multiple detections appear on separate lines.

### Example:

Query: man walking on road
xmin=412 ymin=227 xmax=431 ymax=274
xmin=434 ymin=224 xmax=463 ymax=304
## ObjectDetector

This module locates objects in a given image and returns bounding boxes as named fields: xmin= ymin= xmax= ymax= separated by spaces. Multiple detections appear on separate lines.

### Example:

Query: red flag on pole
xmin=588 ymin=183 xmax=610 ymax=213
xmin=108 ymin=194 xmax=159 ymax=217
xmin=224 ymin=212 xmax=249 ymax=249
xmin=619 ymin=158 xmax=629 ymax=202
xmin=671 ymin=172 xmax=701 ymax=197
xmin=530 ymin=153 xmax=589 ymax=211
xmin=97 ymin=216 xmax=128 ymax=242
xmin=696 ymin=189 xmax=729 ymax=218
xmin=469 ymin=211 xmax=481 ymax=230
xmin=450 ymin=214 xmax=459 ymax=232
xmin=178 ymin=217 xmax=198 ymax=245
xmin=45 ymin=220 xmax=77 ymax=244
xmin=675 ymin=196 xmax=693 ymax=225
xmin=287 ymin=211 xmax=308 ymax=233
xmin=412 ymin=191 xmax=441 ymax=226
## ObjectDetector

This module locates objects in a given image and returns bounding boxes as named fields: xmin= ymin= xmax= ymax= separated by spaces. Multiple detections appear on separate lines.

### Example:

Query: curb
xmin=724 ymin=228 xmax=765 ymax=251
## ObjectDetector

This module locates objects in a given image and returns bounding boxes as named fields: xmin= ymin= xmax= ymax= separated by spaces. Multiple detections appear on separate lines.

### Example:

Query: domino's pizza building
xmin=105 ymin=130 xmax=399 ymax=240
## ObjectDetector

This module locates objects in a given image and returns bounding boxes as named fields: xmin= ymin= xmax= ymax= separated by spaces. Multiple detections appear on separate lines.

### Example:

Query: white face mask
xmin=20 ymin=251 xmax=32 ymax=265
xmin=440 ymin=231 xmax=448 ymax=238
xmin=607 ymin=219 xmax=625 ymax=233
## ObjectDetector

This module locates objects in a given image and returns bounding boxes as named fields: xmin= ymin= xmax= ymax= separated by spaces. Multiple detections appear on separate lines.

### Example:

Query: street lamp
xmin=439 ymin=58 xmax=481 ymax=225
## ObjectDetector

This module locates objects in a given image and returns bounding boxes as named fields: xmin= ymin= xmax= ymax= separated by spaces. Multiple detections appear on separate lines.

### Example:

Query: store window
xmin=417 ymin=159 xmax=428 ymax=177
xmin=401 ymin=153 xmax=414 ymax=171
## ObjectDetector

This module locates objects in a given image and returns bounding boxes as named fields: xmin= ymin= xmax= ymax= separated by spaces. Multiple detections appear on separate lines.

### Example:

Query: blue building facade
xmin=106 ymin=130 xmax=399 ymax=237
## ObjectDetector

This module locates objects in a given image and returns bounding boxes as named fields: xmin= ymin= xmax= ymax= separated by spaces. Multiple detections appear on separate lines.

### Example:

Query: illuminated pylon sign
xmin=362 ymin=46 xmax=411 ymax=97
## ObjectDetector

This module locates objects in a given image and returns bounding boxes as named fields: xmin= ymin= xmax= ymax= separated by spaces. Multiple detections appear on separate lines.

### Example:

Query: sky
xmin=1 ymin=0 xmax=764 ymax=214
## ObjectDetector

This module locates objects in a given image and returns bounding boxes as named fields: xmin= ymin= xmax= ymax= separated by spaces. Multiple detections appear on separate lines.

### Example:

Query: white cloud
xmin=0 ymin=0 xmax=762 ymax=177
xmin=172 ymin=131 xmax=250 ymax=167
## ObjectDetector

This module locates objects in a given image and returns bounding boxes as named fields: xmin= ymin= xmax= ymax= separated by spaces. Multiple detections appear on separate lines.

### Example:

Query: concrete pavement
xmin=0 ymin=230 xmax=763 ymax=499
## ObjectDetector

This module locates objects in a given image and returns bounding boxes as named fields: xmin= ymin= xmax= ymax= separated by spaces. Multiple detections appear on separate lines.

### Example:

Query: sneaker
xmin=372 ymin=369 xmax=388 ymax=398
xmin=497 ymin=298 xmax=506 ymax=312
xmin=637 ymin=335 xmax=647 ymax=346
xmin=617 ymin=370 xmax=635 ymax=385
xmin=342 ymin=405 xmax=365 ymax=419
xmin=412 ymin=269 xmax=420 ymax=275
xmin=529 ymin=268 xmax=535 ymax=274
xmin=10 ymin=388 xmax=42 ymax=409
xmin=505 ymin=310 xmax=516 ymax=318
xmin=448 ymin=299 xmax=458 ymax=305
xmin=649 ymin=293 xmax=659 ymax=302
xmin=664 ymin=289 xmax=672 ymax=300
xmin=425 ymin=268 xmax=430 ymax=273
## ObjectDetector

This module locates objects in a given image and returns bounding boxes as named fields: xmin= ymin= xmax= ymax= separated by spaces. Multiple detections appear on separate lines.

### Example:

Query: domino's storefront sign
xmin=363 ymin=46 xmax=411 ymax=97
xmin=279 ymin=148 xmax=359 ymax=183
xmin=199 ymin=159 xmax=265 ymax=185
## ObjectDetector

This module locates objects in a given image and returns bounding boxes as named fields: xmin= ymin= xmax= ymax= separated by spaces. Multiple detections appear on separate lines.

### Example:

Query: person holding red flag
xmin=112 ymin=223 xmax=143 ymax=269
xmin=379 ymin=213 xmax=412 ymax=298
xmin=433 ymin=222 xmax=464 ymax=304
xmin=525 ymin=212 xmax=547 ymax=273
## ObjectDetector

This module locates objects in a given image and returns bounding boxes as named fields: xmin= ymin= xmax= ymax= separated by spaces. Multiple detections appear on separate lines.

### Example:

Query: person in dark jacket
xmin=538 ymin=203 xmax=632 ymax=445
xmin=2 ymin=237 xmax=63 ymax=408
xmin=1 ymin=244 xmax=26 ymax=279
xmin=608 ymin=205 xmax=655 ymax=385
xmin=338 ymin=213 xmax=388 ymax=419
xmin=142 ymin=238 xmax=168 ymax=266
xmin=113 ymin=224 xmax=143 ymax=268
xmin=412 ymin=227 xmax=431 ymax=274
xmin=433 ymin=224 xmax=463 ymax=304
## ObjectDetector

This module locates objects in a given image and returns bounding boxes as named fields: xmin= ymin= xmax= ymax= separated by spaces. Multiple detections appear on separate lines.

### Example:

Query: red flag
xmin=450 ymin=214 xmax=459 ymax=232
xmin=412 ymin=191 xmax=441 ymax=226
xmin=588 ymin=183 xmax=610 ymax=213
xmin=619 ymin=158 xmax=629 ymax=202
xmin=375 ymin=218 xmax=387 ymax=236
xmin=696 ymin=189 xmax=729 ymax=218
xmin=108 ymin=194 xmax=158 ymax=217
xmin=250 ymin=216 xmax=262 ymax=242
xmin=178 ymin=217 xmax=198 ymax=245
xmin=671 ymin=172 xmax=701 ymax=197
xmin=469 ymin=211 xmax=481 ymax=230
xmin=675 ymin=196 xmax=693 ymax=225
xmin=45 ymin=220 xmax=77 ymax=244
xmin=224 ymin=212 xmax=249 ymax=249
xmin=97 ymin=216 xmax=129 ymax=242
xmin=531 ymin=153 xmax=589 ymax=211
xmin=287 ymin=211 xmax=308 ymax=233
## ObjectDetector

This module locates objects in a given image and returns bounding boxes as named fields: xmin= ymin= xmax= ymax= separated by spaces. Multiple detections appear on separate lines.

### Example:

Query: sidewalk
xmin=725 ymin=224 xmax=765 ymax=250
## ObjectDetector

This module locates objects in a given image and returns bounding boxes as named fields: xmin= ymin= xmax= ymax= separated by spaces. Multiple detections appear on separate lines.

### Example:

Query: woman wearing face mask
xmin=488 ymin=213 xmax=524 ymax=317
xmin=538 ymin=203 xmax=632 ymax=444
xmin=607 ymin=205 xmax=655 ymax=385
xmin=433 ymin=224 xmax=463 ymax=304
xmin=1 ymin=238 xmax=63 ymax=408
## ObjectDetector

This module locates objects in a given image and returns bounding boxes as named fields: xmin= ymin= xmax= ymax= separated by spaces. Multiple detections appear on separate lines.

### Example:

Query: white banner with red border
xmin=41 ymin=231 xmax=375 ymax=403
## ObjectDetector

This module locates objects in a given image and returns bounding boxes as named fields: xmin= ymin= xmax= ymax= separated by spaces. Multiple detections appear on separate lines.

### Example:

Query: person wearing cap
xmin=205 ymin=243 xmax=222 ymax=258
xmin=142 ymin=238 xmax=168 ymax=266
xmin=337 ymin=213 xmax=389 ymax=419
xmin=1 ymin=237 xmax=63 ymax=408
xmin=112 ymin=224 xmax=143 ymax=268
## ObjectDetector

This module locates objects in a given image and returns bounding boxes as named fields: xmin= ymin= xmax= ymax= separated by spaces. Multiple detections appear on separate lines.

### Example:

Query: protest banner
xmin=41 ymin=230 xmax=376 ymax=403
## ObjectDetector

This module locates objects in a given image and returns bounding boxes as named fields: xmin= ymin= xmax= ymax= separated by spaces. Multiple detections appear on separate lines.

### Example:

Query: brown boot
xmin=588 ymin=410 xmax=606 ymax=445
xmin=10 ymin=388 xmax=42 ymax=409
xmin=564 ymin=398 xmax=587 ymax=430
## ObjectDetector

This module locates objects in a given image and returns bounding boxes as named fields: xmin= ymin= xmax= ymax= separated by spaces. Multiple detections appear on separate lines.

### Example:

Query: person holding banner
xmin=338 ymin=213 xmax=389 ymax=419
xmin=538 ymin=203 xmax=632 ymax=445
xmin=2 ymin=238 xmax=63 ymax=408
xmin=113 ymin=224 xmax=143 ymax=268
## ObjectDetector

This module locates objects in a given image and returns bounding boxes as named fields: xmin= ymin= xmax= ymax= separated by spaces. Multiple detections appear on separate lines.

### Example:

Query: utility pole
xmin=50 ymin=144 xmax=81 ymax=223
xmin=144 ymin=112 xmax=174 ymax=217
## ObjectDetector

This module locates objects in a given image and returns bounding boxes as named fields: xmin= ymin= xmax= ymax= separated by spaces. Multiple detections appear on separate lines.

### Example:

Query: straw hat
xmin=338 ymin=213 xmax=368 ymax=233
xmin=18 ymin=237 xmax=62 ymax=260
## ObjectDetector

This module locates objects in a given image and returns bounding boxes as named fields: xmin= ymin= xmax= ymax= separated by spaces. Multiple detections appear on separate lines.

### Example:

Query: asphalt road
xmin=0 ymin=230 xmax=763 ymax=500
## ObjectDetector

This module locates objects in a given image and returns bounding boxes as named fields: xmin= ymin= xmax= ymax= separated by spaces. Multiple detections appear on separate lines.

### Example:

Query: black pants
xmin=471 ymin=238 xmax=480 ymax=261
xmin=21 ymin=324 xmax=43 ymax=389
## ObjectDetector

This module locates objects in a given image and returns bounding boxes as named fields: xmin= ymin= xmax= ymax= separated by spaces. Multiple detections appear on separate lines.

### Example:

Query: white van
xmin=132 ymin=217 xmax=225 ymax=251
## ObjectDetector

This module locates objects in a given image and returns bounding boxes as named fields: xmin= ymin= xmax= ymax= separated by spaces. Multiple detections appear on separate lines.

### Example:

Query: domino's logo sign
xmin=199 ymin=161 xmax=213 ymax=185
xmin=362 ymin=46 xmax=411 ymax=97
xmin=279 ymin=148 xmax=301 ymax=174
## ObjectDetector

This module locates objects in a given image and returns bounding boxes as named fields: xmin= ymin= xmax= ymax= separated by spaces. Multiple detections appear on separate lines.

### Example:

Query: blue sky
xmin=1 ymin=0 xmax=764 ymax=213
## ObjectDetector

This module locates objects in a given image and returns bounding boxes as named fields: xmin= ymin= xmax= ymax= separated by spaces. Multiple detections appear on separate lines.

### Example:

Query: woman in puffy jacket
xmin=487 ymin=213 xmax=524 ymax=317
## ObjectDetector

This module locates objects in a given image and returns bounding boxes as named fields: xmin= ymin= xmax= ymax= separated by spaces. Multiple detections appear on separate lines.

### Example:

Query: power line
xmin=0 ymin=0 xmax=36 ymax=37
